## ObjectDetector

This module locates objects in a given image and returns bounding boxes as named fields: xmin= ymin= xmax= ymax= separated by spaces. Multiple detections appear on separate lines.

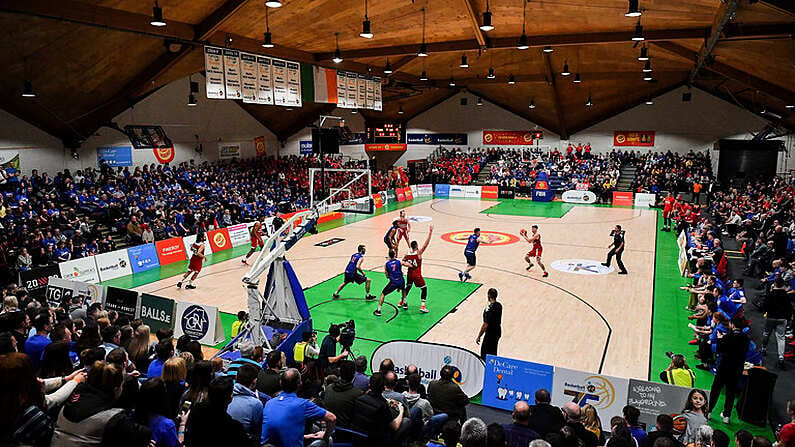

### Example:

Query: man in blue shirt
xmin=261 ymin=368 xmax=336 ymax=447
xmin=333 ymin=245 xmax=375 ymax=300
xmin=147 ymin=338 xmax=174 ymax=378
xmin=459 ymin=228 xmax=491 ymax=282
xmin=374 ymin=249 xmax=407 ymax=317
xmin=25 ymin=311 xmax=52 ymax=370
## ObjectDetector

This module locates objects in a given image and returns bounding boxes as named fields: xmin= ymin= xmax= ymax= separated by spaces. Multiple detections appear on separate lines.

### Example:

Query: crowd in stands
xmin=631 ymin=151 xmax=713 ymax=197
xmin=0 ymin=155 xmax=403 ymax=285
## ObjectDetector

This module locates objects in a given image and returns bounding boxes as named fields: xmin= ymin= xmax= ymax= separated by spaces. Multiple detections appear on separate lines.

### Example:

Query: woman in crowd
xmin=582 ymin=404 xmax=606 ymax=445
xmin=38 ymin=341 xmax=75 ymax=379
xmin=0 ymin=353 xmax=55 ymax=447
xmin=135 ymin=378 xmax=179 ymax=447
xmin=162 ymin=356 xmax=188 ymax=419
xmin=128 ymin=324 xmax=154 ymax=372
xmin=178 ymin=361 xmax=213 ymax=416
xmin=679 ymin=389 xmax=709 ymax=445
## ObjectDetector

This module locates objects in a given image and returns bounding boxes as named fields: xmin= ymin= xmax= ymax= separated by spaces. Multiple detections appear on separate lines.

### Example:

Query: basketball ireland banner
xmin=613 ymin=130 xmax=655 ymax=147
xmin=482 ymin=130 xmax=534 ymax=145
xmin=551 ymin=367 xmax=630 ymax=422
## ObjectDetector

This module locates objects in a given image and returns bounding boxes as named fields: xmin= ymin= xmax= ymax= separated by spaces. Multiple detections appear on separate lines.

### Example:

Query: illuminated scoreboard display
xmin=366 ymin=122 xmax=405 ymax=143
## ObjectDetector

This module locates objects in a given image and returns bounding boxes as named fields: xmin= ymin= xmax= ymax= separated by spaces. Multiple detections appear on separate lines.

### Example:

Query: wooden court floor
xmin=135 ymin=199 xmax=657 ymax=379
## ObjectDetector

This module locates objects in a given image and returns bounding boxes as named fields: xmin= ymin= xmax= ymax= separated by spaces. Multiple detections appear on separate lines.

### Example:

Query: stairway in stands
xmin=475 ymin=161 xmax=498 ymax=184
xmin=616 ymin=163 xmax=637 ymax=191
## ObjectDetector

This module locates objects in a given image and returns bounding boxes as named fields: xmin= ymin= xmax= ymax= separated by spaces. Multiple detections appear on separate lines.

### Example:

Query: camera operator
xmin=318 ymin=323 xmax=350 ymax=373
xmin=659 ymin=352 xmax=695 ymax=387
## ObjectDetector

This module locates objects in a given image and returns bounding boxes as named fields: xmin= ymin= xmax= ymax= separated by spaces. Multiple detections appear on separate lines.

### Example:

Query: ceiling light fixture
xmin=150 ymin=1 xmax=166 ymax=27
xmin=625 ymin=0 xmax=641 ymax=17
xmin=508 ymin=74 xmax=516 ymax=85
xmin=480 ymin=0 xmax=494 ymax=31
xmin=645 ymin=97 xmax=654 ymax=105
xmin=460 ymin=53 xmax=469 ymax=68
xmin=561 ymin=61 xmax=571 ymax=76
xmin=449 ymin=77 xmax=456 ymax=87
xmin=21 ymin=80 xmax=36 ymax=98
xmin=360 ymin=0 xmax=373 ymax=38
xmin=420 ymin=70 xmax=428 ymax=81
xmin=477 ymin=97 xmax=484 ymax=106
xmin=573 ymin=73 xmax=581 ymax=83
xmin=632 ymin=19 xmax=644 ymax=41
xmin=643 ymin=72 xmax=653 ymax=81
xmin=642 ymin=60 xmax=652 ymax=72
xmin=262 ymin=7 xmax=274 ymax=48
xmin=487 ymin=67 xmax=496 ymax=79
xmin=351 ymin=109 xmax=358 ymax=114
xmin=332 ymin=32 xmax=343 ymax=63
xmin=529 ymin=99 xmax=536 ymax=109
xmin=638 ymin=45 xmax=649 ymax=61
xmin=517 ymin=0 xmax=529 ymax=49
xmin=383 ymin=59 xmax=393 ymax=74
xmin=543 ymin=46 xmax=553 ymax=53
xmin=188 ymin=94 xmax=197 ymax=106
xmin=398 ymin=105 xmax=404 ymax=114
xmin=418 ymin=8 xmax=428 ymax=56
xmin=585 ymin=94 xmax=593 ymax=107
xmin=265 ymin=0 xmax=283 ymax=7
xmin=786 ymin=104 xmax=795 ymax=109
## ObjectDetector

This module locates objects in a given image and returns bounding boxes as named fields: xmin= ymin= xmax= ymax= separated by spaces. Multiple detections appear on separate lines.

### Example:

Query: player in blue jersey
xmin=374 ymin=249 xmax=407 ymax=316
xmin=332 ymin=245 xmax=375 ymax=300
xmin=459 ymin=228 xmax=491 ymax=282
xmin=384 ymin=220 xmax=399 ymax=253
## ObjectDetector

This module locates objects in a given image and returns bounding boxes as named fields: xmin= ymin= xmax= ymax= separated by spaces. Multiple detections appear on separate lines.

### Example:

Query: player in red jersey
xmin=662 ymin=192 xmax=675 ymax=231
xmin=178 ymin=232 xmax=206 ymax=289
xmin=395 ymin=210 xmax=411 ymax=254
xmin=403 ymin=226 xmax=433 ymax=313
xmin=521 ymin=225 xmax=548 ymax=277
xmin=241 ymin=218 xmax=265 ymax=265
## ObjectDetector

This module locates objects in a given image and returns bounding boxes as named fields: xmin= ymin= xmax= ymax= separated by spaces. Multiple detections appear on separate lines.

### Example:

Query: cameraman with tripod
xmin=319 ymin=323 xmax=350 ymax=373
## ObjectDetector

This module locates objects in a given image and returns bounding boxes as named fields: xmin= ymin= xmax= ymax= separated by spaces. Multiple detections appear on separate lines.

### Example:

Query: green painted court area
xmin=303 ymin=271 xmax=481 ymax=367
xmin=480 ymin=199 xmax=575 ymax=218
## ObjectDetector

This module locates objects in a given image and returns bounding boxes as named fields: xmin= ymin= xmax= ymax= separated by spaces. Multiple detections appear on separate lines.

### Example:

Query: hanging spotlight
xmin=360 ymin=0 xmax=373 ymax=38
xmin=21 ymin=80 xmax=36 ymax=98
xmin=638 ymin=46 xmax=649 ymax=61
xmin=487 ymin=67 xmax=496 ymax=79
xmin=561 ymin=61 xmax=571 ymax=76
xmin=476 ymin=97 xmax=484 ymax=106
xmin=150 ymin=0 xmax=166 ymax=27
xmin=332 ymin=33 xmax=343 ymax=63
xmin=265 ymin=0 xmax=283 ymax=7
xmin=517 ymin=0 xmax=529 ymax=49
xmin=460 ymin=53 xmax=469 ymax=68
xmin=449 ymin=77 xmax=456 ymax=87
xmin=786 ymin=104 xmax=795 ymax=109
xmin=642 ymin=60 xmax=652 ymax=72
xmin=420 ymin=70 xmax=428 ymax=81
xmin=508 ymin=74 xmax=516 ymax=85
xmin=188 ymin=94 xmax=197 ymax=106
xmin=543 ymin=46 xmax=554 ymax=53
xmin=573 ymin=73 xmax=582 ymax=83
xmin=418 ymin=8 xmax=428 ymax=56
xmin=398 ymin=105 xmax=405 ymax=114
xmin=480 ymin=0 xmax=494 ymax=31
xmin=351 ymin=109 xmax=358 ymax=114
xmin=645 ymin=97 xmax=654 ymax=105
xmin=585 ymin=94 xmax=593 ymax=107
xmin=625 ymin=0 xmax=641 ymax=17
xmin=529 ymin=99 xmax=536 ymax=109
xmin=383 ymin=59 xmax=393 ymax=74
xmin=632 ymin=20 xmax=644 ymax=41
xmin=643 ymin=72 xmax=653 ymax=81
xmin=262 ymin=7 xmax=274 ymax=48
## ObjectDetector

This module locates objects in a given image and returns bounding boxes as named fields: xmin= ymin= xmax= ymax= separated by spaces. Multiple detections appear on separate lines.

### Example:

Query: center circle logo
xmin=408 ymin=216 xmax=432 ymax=223
xmin=181 ymin=305 xmax=210 ymax=339
xmin=213 ymin=232 xmax=227 ymax=246
xmin=550 ymin=259 xmax=614 ymax=275
xmin=441 ymin=231 xmax=519 ymax=246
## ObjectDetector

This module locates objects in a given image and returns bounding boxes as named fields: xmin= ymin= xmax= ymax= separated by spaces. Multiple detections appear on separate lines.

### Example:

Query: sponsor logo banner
xmin=315 ymin=237 xmax=345 ymax=247
xmin=386 ymin=189 xmax=397 ymax=203
xmin=483 ymin=355 xmax=555 ymax=411
xmin=299 ymin=140 xmax=313 ymax=155
xmin=94 ymin=249 xmax=133 ymax=281
xmin=104 ymin=286 xmax=139 ymax=319
xmin=228 ymin=223 xmax=253 ymax=247
xmin=371 ymin=193 xmax=383 ymax=208
xmin=182 ymin=234 xmax=212 ymax=258
xmin=254 ymin=136 xmax=267 ymax=156
xmin=442 ymin=231 xmax=519 ymax=246
xmin=482 ymin=130 xmax=534 ymax=146
xmin=449 ymin=185 xmax=466 ymax=197
xmin=418 ymin=184 xmax=433 ymax=197
xmin=218 ymin=143 xmax=241 ymax=159
xmin=464 ymin=185 xmax=482 ymax=198
xmin=627 ymin=379 xmax=709 ymax=429
xmin=677 ymin=231 xmax=688 ymax=275
xmin=97 ymin=146 xmax=133 ymax=167
xmin=634 ymin=192 xmax=656 ymax=208
xmin=127 ymin=243 xmax=160 ymax=274
xmin=562 ymin=190 xmax=597 ymax=204
xmin=58 ymin=257 xmax=100 ymax=283
xmin=175 ymin=301 xmax=224 ymax=345
xmin=552 ymin=367 xmax=630 ymax=422
xmin=372 ymin=340 xmax=486 ymax=398
xmin=404 ymin=187 xmax=414 ymax=201
xmin=612 ymin=191 xmax=634 ymax=206
xmin=613 ymin=130 xmax=655 ymax=147
xmin=46 ymin=277 xmax=77 ymax=308
xmin=364 ymin=143 xmax=407 ymax=152
xmin=396 ymin=188 xmax=406 ymax=202
xmin=207 ymin=228 xmax=233 ymax=253
xmin=481 ymin=185 xmax=498 ymax=199
xmin=434 ymin=184 xmax=450 ymax=198
xmin=551 ymin=259 xmax=614 ymax=275
xmin=138 ymin=293 xmax=176 ymax=332
xmin=155 ymin=237 xmax=187 ymax=265
xmin=406 ymin=133 xmax=468 ymax=145
xmin=153 ymin=146 xmax=174 ymax=164
xmin=340 ymin=132 xmax=366 ymax=145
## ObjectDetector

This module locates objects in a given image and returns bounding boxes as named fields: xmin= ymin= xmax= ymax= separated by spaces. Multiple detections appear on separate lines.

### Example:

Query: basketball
xmin=520 ymin=229 xmax=527 ymax=236
xmin=672 ymin=414 xmax=687 ymax=435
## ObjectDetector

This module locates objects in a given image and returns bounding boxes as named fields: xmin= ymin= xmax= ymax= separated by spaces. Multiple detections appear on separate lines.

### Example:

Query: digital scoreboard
xmin=366 ymin=122 xmax=404 ymax=143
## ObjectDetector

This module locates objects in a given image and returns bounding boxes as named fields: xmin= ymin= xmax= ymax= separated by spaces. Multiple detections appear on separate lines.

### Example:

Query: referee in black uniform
xmin=602 ymin=224 xmax=628 ymax=274
xmin=476 ymin=288 xmax=502 ymax=359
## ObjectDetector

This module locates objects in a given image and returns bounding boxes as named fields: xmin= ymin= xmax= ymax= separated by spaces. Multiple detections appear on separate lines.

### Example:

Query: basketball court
xmin=128 ymin=197 xmax=657 ymax=379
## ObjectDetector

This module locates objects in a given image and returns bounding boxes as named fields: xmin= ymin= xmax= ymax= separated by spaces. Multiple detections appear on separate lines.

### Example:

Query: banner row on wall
xmin=433 ymin=184 xmax=498 ymax=200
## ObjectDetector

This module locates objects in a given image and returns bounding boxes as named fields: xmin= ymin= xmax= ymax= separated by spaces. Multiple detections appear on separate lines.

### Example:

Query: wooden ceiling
xmin=0 ymin=0 xmax=792 ymax=146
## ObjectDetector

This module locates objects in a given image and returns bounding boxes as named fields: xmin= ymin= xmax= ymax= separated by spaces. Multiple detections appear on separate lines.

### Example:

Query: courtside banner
xmin=434 ymin=184 xmax=450 ymax=198
xmin=73 ymin=281 xmax=105 ymax=304
xmin=405 ymin=187 xmax=414 ymax=201
xmin=396 ymin=188 xmax=406 ymax=202
xmin=138 ymin=293 xmax=176 ymax=332
xmin=450 ymin=185 xmax=466 ymax=198
xmin=627 ymin=379 xmax=708 ymax=429
xmin=371 ymin=340 xmax=486 ymax=398
xmin=372 ymin=193 xmax=384 ymax=208
xmin=386 ymin=189 xmax=397 ymax=203
xmin=562 ymin=190 xmax=597 ymax=204
xmin=228 ymin=223 xmax=252 ymax=247
xmin=155 ymin=237 xmax=187 ymax=265
xmin=481 ymin=185 xmax=498 ymax=199
xmin=612 ymin=191 xmax=634 ymax=206
xmin=182 ymin=234 xmax=212 ymax=257
xmin=551 ymin=367 xmax=629 ymax=422
xmin=464 ymin=185 xmax=481 ymax=198
xmin=483 ymin=355 xmax=555 ymax=411
xmin=95 ymin=249 xmax=133 ymax=282
xmin=207 ymin=228 xmax=233 ymax=252
xmin=175 ymin=301 xmax=224 ymax=345
xmin=104 ymin=286 xmax=139 ymax=319
xmin=20 ymin=265 xmax=61 ymax=299
xmin=127 ymin=243 xmax=160 ymax=274
xmin=46 ymin=277 xmax=78 ymax=308
xmin=58 ymin=256 xmax=100 ymax=283
xmin=634 ymin=193 xmax=656 ymax=207
xmin=418 ymin=184 xmax=433 ymax=197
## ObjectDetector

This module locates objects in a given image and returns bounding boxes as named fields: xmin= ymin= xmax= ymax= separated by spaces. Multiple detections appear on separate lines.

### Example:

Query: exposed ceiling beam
xmin=387 ymin=56 xmax=417 ymax=75
xmin=568 ymin=80 xmax=688 ymax=136
xmin=462 ymin=0 xmax=487 ymax=48
xmin=543 ymin=53 xmax=568 ymax=139
xmin=439 ymin=70 xmax=691 ymax=85
xmin=693 ymin=83 xmax=794 ymax=131
xmin=465 ymin=88 xmax=561 ymax=138
xmin=689 ymin=0 xmax=739 ymax=85
xmin=652 ymin=41 xmax=795 ymax=104
xmin=749 ymin=0 xmax=795 ymax=17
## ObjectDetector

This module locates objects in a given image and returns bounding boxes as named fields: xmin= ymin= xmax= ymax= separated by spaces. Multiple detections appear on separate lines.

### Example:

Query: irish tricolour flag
xmin=301 ymin=65 xmax=338 ymax=104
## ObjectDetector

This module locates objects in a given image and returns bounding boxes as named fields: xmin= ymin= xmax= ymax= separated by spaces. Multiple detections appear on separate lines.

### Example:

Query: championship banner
xmin=482 ymin=130 xmax=534 ymax=146
xmin=228 ymin=223 xmax=253 ymax=247
xmin=373 ymin=76 xmax=382 ymax=111
xmin=207 ymin=228 xmax=233 ymax=253
xmin=126 ymin=243 xmax=160 ymax=274
xmin=138 ymin=293 xmax=176 ymax=332
xmin=434 ymin=184 xmax=450 ymax=198
xmin=155 ymin=237 xmax=187 ymax=265
xmin=104 ymin=286 xmax=139 ymax=319
xmin=97 ymin=146 xmax=133 ymax=167
xmin=396 ymin=188 xmax=406 ymax=202
xmin=613 ymin=130 xmax=655 ymax=147
xmin=346 ymin=72 xmax=357 ymax=108
xmin=222 ymin=48 xmax=242 ymax=100
xmin=372 ymin=341 xmax=485 ymax=398
xmin=483 ymin=355 xmax=555 ymax=411
xmin=551 ymin=367 xmax=630 ymax=422
xmin=372 ymin=193 xmax=383 ymax=208
xmin=627 ymin=379 xmax=708 ymax=429
xmin=481 ymin=185 xmax=498 ymax=199
xmin=450 ymin=185 xmax=466 ymax=198
xmin=271 ymin=58 xmax=288 ymax=105
xmin=634 ymin=193 xmax=656 ymax=207
xmin=46 ymin=277 xmax=77 ymax=308
xmin=253 ymin=136 xmax=267 ymax=156
xmin=182 ymin=234 xmax=212 ymax=258
xmin=240 ymin=52 xmax=258 ymax=103
xmin=174 ymin=301 xmax=225 ymax=345
xmin=364 ymin=143 xmax=406 ymax=152
xmin=299 ymin=140 xmax=313 ymax=155
xmin=153 ymin=146 xmax=174 ymax=164
xmin=58 ymin=256 xmax=100 ymax=283
xmin=407 ymin=133 xmax=468 ymax=145
xmin=365 ymin=76 xmax=374 ymax=109
xmin=612 ymin=191 xmax=634 ymax=206
xmin=336 ymin=70 xmax=349 ymax=108
xmin=286 ymin=61 xmax=302 ymax=107
xmin=95 ymin=249 xmax=133 ymax=281
xmin=218 ymin=143 xmax=241 ymax=159
xmin=256 ymin=56 xmax=274 ymax=105
xmin=562 ymin=190 xmax=597 ymax=204
xmin=204 ymin=46 xmax=226 ymax=99
xmin=418 ymin=184 xmax=434 ymax=197
xmin=356 ymin=74 xmax=367 ymax=109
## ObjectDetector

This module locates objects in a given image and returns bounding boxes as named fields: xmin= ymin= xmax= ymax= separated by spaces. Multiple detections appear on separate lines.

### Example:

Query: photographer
xmin=659 ymin=352 xmax=695 ymax=387
xmin=318 ymin=324 xmax=349 ymax=373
